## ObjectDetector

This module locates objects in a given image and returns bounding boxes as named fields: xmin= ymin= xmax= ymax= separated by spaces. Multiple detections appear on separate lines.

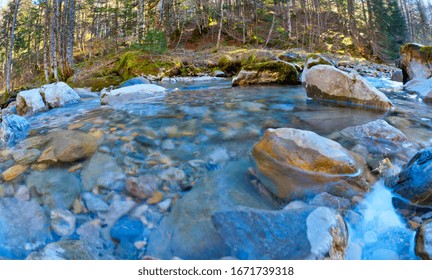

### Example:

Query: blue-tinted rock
xmin=26 ymin=169 xmax=81 ymax=209
xmin=0 ymin=114 xmax=30 ymax=146
xmin=212 ymin=206 xmax=348 ymax=260
xmin=388 ymin=148 xmax=432 ymax=206
xmin=26 ymin=240 xmax=95 ymax=260
xmin=110 ymin=216 xmax=144 ymax=242
xmin=0 ymin=198 xmax=51 ymax=259
xmin=118 ymin=77 xmax=150 ymax=88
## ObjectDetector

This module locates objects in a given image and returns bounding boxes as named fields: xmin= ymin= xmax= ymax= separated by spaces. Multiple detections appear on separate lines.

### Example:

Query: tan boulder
xmin=48 ymin=130 xmax=98 ymax=162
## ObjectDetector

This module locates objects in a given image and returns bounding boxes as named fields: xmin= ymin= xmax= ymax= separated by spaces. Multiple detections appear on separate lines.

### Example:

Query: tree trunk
xmin=216 ymin=0 xmax=224 ymax=49
xmin=265 ymin=12 xmax=275 ymax=47
xmin=287 ymin=0 xmax=292 ymax=38
xmin=5 ymin=0 xmax=21 ymax=94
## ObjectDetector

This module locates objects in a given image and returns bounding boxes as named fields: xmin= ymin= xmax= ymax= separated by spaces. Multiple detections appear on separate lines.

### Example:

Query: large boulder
xmin=387 ymin=148 xmax=432 ymax=206
xmin=341 ymin=119 xmax=418 ymax=162
xmin=304 ymin=65 xmax=394 ymax=111
xmin=212 ymin=206 xmax=348 ymax=260
xmin=416 ymin=219 xmax=432 ymax=260
xmin=26 ymin=169 xmax=82 ymax=209
xmin=47 ymin=130 xmax=98 ymax=162
xmin=0 ymin=198 xmax=51 ymax=259
xmin=100 ymin=84 xmax=167 ymax=105
xmin=16 ymin=89 xmax=47 ymax=116
xmin=232 ymin=61 xmax=300 ymax=86
xmin=39 ymin=82 xmax=80 ymax=109
xmin=0 ymin=114 xmax=30 ymax=146
xmin=301 ymin=54 xmax=334 ymax=84
xmin=252 ymin=128 xmax=369 ymax=201
xmin=146 ymin=160 xmax=275 ymax=260
xmin=405 ymin=78 xmax=432 ymax=98
xmin=400 ymin=43 xmax=432 ymax=83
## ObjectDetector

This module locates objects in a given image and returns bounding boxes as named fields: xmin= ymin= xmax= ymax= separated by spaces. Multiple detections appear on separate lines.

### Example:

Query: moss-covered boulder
xmin=218 ymin=49 xmax=276 ymax=76
xmin=301 ymin=54 xmax=334 ymax=84
xmin=400 ymin=43 xmax=432 ymax=83
xmin=115 ymin=51 xmax=174 ymax=80
xmin=69 ymin=76 xmax=123 ymax=92
xmin=232 ymin=61 xmax=300 ymax=86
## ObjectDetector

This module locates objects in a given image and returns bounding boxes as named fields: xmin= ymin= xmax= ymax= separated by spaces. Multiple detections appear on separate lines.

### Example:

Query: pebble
xmin=159 ymin=167 xmax=186 ymax=183
xmin=157 ymin=199 xmax=172 ymax=212
xmin=12 ymin=149 xmax=41 ymax=165
xmin=147 ymin=191 xmax=164 ymax=204
xmin=82 ymin=192 xmax=110 ymax=212
xmin=14 ymin=185 xmax=30 ymax=201
xmin=50 ymin=209 xmax=76 ymax=237
xmin=2 ymin=164 xmax=28 ymax=181
xmin=37 ymin=147 xmax=57 ymax=164
xmin=161 ymin=139 xmax=175 ymax=150
xmin=68 ymin=163 xmax=83 ymax=173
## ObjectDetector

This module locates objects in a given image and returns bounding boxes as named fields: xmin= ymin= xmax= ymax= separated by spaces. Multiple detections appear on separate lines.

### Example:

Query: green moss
xmin=69 ymin=75 xmax=123 ymax=91
xmin=218 ymin=55 xmax=242 ymax=75
xmin=115 ymin=51 xmax=174 ymax=80
xmin=243 ymin=61 xmax=300 ymax=85
xmin=419 ymin=46 xmax=432 ymax=62
xmin=306 ymin=54 xmax=333 ymax=68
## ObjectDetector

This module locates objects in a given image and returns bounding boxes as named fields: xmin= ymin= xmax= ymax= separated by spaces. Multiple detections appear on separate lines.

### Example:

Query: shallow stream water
xmin=2 ymin=77 xmax=432 ymax=259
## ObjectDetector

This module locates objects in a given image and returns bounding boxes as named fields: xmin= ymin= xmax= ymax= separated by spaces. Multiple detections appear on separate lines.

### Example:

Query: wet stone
xmin=2 ymin=164 xmax=29 ymax=181
xmin=50 ymin=209 xmax=76 ymax=237
xmin=82 ymin=192 xmax=109 ymax=212
xmin=12 ymin=149 xmax=41 ymax=165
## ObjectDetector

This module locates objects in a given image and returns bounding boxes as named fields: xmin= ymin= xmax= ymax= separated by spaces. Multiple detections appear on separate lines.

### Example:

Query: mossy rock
xmin=115 ymin=51 xmax=174 ymax=80
xmin=401 ymin=43 xmax=432 ymax=63
xmin=305 ymin=54 xmax=334 ymax=69
xmin=400 ymin=43 xmax=432 ymax=83
xmin=218 ymin=50 xmax=276 ymax=76
xmin=233 ymin=61 xmax=300 ymax=86
xmin=69 ymin=75 xmax=123 ymax=91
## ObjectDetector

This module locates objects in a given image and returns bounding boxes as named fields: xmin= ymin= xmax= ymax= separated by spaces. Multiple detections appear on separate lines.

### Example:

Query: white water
xmin=346 ymin=180 xmax=418 ymax=260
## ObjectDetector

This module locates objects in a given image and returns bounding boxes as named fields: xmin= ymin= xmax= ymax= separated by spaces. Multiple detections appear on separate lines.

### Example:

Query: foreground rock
xmin=212 ymin=206 xmax=348 ymax=259
xmin=416 ymin=219 xmax=432 ymax=260
xmin=27 ymin=240 xmax=95 ymax=260
xmin=400 ymin=43 xmax=431 ymax=83
xmin=232 ymin=61 xmax=300 ymax=86
xmin=81 ymin=152 xmax=124 ymax=191
xmin=387 ymin=148 xmax=432 ymax=206
xmin=305 ymin=65 xmax=394 ymax=111
xmin=341 ymin=119 xmax=418 ymax=162
xmin=0 ymin=198 xmax=51 ymax=259
xmin=47 ymin=130 xmax=98 ymax=162
xmin=0 ymin=114 xmax=30 ymax=146
xmin=101 ymin=84 xmax=166 ymax=105
xmin=252 ymin=128 xmax=369 ymax=200
xmin=146 ymin=160 xmax=275 ymax=259
xmin=405 ymin=78 xmax=432 ymax=98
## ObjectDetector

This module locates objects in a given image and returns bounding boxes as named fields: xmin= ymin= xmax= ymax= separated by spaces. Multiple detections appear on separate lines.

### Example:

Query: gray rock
xmin=14 ymin=185 xmax=30 ymax=201
xmin=82 ymin=192 xmax=109 ymax=212
xmin=26 ymin=240 xmax=95 ymax=260
xmin=50 ymin=209 xmax=76 ymax=237
xmin=118 ymin=77 xmax=151 ymax=88
xmin=305 ymin=65 xmax=394 ymax=111
xmin=16 ymin=88 xmax=47 ymax=116
xmin=0 ymin=114 xmax=30 ymax=146
xmin=146 ymin=160 xmax=275 ymax=260
xmin=416 ymin=219 xmax=432 ymax=259
xmin=101 ymin=84 xmax=166 ymax=105
xmin=159 ymin=167 xmax=186 ymax=183
xmin=0 ymin=198 xmax=51 ymax=259
xmin=391 ymin=70 xmax=403 ymax=82
xmin=11 ymin=148 xmax=40 ymax=165
xmin=212 ymin=206 xmax=348 ymax=259
xmin=48 ymin=130 xmax=98 ymax=163
xmin=98 ymin=194 xmax=136 ymax=227
xmin=81 ymin=153 xmax=123 ymax=192
xmin=405 ymin=78 xmax=432 ymax=97
xmin=400 ymin=43 xmax=432 ymax=83
xmin=39 ymin=82 xmax=80 ymax=109
xmin=301 ymin=54 xmax=334 ymax=84
xmin=125 ymin=174 xmax=161 ymax=199
xmin=26 ymin=169 xmax=81 ymax=209
xmin=161 ymin=139 xmax=175 ymax=150
xmin=309 ymin=192 xmax=351 ymax=210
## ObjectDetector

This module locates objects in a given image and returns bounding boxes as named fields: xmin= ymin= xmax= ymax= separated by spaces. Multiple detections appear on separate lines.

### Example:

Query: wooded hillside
xmin=0 ymin=0 xmax=431 ymax=95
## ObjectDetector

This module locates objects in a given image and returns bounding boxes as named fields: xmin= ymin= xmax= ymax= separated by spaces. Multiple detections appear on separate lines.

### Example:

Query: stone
xmin=2 ymin=164 xmax=28 ymax=181
xmin=134 ymin=135 xmax=156 ymax=147
xmin=405 ymin=78 xmax=432 ymax=97
xmin=48 ymin=130 xmax=98 ymax=162
xmin=400 ymin=43 xmax=431 ymax=83
xmin=26 ymin=240 xmax=95 ymax=260
xmin=118 ymin=77 xmax=151 ymax=88
xmin=81 ymin=152 xmax=124 ymax=191
xmin=0 ymin=114 xmax=30 ymax=146
xmin=147 ymin=191 xmax=163 ymax=204
xmin=17 ymin=135 xmax=48 ymax=150
xmin=98 ymin=194 xmax=136 ymax=227
xmin=424 ymin=91 xmax=432 ymax=104
xmin=305 ymin=65 xmax=394 ymax=111
xmin=158 ymin=199 xmax=172 ymax=212
xmin=36 ymin=147 xmax=57 ymax=164
xmin=252 ymin=128 xmax=369 ymax=200
xmin=12 ymin=149 xmax=41 ymax=165
xmin=125 ymin=174 xmax=161 ymax=199
xmin=82 ymin=192 xmax=109 ymax=212
xmin=278 ymin=51 xmax=301 ymax=62
xmin=100 ymin=84 xmax=167 ymax=105
xmin=0 ymin=198 xmax=51 ymax=259
xmin=26 ymin=169 xmax=81 ymax=209
xmin=14 ymin=185 xmax=30 ymax=201
xmin=16 ymin=88 xmax=47 ymax=116
xmin=212 ymin=69 xmax=226 ymax=77
xmin=387 ymin=148 xmax=432 ymax=206
xmin=110 ymin=216 xmax=144 ymax=242
xmin=39 ymin=82 xmax=80 ymax=109
xmin=212 ymin=206 xmax=348 ymax=259
xmin=161 ymin=139 xmax=175 ymax=150
xmin=341 ymin=119 xmax=418 ymax=161
xmin=416 ymin=219 xmax=432 ymax=260
xmin=159 ymin=167 xmax=185 ymax=183
xmin=146 ymin=160 xmax=275 ymax=260
xmin=309 ymin=192 xmax=351 ymax=210
xmin=301 ymin=54 xmax=334 ymax=84
xmin=232 ymin=61 xmax=300 ymax=86
xmin=391 ymin=69 xmax=403 ymax=82
xmin=50 ymin=209 xmax=76 ymax=237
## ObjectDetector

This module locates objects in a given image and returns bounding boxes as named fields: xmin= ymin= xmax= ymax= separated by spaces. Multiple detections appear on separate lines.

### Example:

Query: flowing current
xmin=2 ymin=77 xmax=431 ymax=259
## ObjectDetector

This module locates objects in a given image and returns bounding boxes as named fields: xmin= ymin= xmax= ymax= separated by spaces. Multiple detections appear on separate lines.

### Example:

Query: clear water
xmin=3 ymin=77 xmax=432 ymax=259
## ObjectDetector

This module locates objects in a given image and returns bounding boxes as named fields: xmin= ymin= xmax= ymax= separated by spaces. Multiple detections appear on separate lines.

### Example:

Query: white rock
xmin=405 ymin=78 xmax=432 ymax=97
xmin=100 ymin=84 xmax=167 ymax=105
xmin=50 ymin=209 xmax=76 ymax=237
xmin=16 ymin=89 xmax=46 ymax=116
xmin=40 ymin=82 xmax=80 ymax=108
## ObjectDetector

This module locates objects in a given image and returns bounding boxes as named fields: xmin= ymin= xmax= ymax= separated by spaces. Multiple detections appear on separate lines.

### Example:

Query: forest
xmin=0 ymin=0 xmax=431 ymax=96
